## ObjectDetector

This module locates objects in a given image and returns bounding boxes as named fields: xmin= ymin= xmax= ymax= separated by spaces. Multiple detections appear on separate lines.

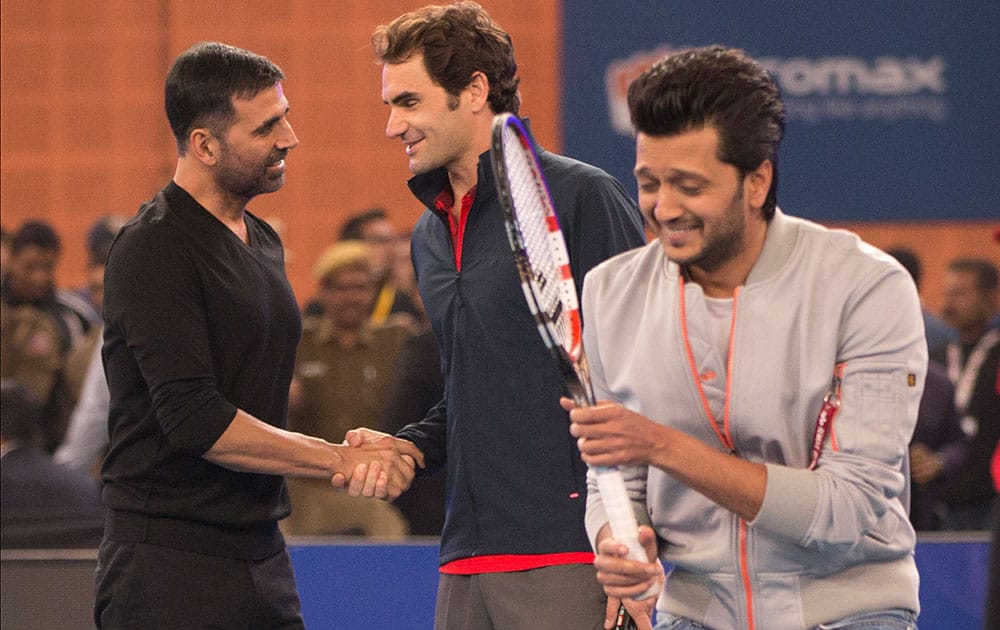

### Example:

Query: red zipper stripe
xmin=739 ymin=519 xmax=755 ymax=630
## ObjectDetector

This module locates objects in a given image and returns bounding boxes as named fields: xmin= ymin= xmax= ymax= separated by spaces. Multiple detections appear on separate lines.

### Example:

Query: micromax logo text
xmin=605 ymin=47 xmax=948 ymax=131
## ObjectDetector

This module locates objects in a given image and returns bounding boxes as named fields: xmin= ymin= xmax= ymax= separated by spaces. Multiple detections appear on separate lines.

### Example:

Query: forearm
xmin=650 ymin=424 xmax=767 ymax=521
xmin=204 ymin=409 xmax=343 ymax=478
xmin=569 ymin=399 xmax=768 ymax=521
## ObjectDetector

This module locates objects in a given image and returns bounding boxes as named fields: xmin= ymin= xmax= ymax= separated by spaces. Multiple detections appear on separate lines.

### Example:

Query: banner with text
xmin=561 ymin=1 xmax=999 ymax=221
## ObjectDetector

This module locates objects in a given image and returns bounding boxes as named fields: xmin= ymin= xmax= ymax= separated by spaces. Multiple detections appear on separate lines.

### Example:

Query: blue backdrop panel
xmin=289 ymin=539 xmax=989 ymax=630
xmin=289 ymin=541 xmax=439 ymax=630
xmin=561 ymin=1 xmax=1000 ymax=221
xmin=914 ymin=538 xmax=990 ymax=630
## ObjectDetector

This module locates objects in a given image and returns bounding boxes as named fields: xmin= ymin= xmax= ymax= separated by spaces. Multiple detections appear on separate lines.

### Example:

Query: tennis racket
xmin=490 ymin=114 xmax=657 ymax=613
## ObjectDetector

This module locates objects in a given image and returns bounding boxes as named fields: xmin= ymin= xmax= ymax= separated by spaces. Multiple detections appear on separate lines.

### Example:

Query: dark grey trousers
xmin=435 ymin=564 xmax=608 ymax=630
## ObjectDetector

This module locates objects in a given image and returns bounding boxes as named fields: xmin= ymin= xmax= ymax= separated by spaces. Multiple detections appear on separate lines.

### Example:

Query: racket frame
xmin=489 ymin=113 xmax=657 ymax=605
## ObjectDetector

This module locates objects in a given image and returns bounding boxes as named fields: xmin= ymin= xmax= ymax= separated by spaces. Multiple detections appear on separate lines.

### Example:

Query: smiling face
xmin=213 ymin=83 xmax=299 ymax=201
xmin=381 ymin=54 xmax=477 ymax=176
xmin=634 ymin=125 xmax=771 ymax=293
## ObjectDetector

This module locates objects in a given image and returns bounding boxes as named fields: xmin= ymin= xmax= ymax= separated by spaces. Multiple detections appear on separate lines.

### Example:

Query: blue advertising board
xmin=561 ymin=1 xmax=1000 ymax=221
xmin=283 ymin=537 xmax=990 ymax=630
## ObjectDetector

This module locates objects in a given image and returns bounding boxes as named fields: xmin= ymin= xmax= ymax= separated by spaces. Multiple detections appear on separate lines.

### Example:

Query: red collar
xmin=432 ymin=185 xmax=477 ymax=271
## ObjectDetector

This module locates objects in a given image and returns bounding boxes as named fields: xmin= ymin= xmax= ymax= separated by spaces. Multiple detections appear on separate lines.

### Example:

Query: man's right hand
xmin=332 ymin=428 xmax=425 ymax=499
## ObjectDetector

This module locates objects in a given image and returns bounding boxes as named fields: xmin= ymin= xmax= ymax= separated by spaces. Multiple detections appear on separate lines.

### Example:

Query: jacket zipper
xmin=679 ymin=280 xmax=756 ymax=629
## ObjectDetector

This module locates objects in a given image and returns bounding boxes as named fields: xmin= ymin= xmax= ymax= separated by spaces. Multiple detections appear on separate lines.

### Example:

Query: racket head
xmin=490 ymin=113 xmax=594 ymax=405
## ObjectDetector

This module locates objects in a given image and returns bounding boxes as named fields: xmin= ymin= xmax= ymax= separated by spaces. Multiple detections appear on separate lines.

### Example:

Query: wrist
xmin=648 ymin=423 xmax=677 ymax=472
xmin=324 ymin=442 xmax=350 ymax=478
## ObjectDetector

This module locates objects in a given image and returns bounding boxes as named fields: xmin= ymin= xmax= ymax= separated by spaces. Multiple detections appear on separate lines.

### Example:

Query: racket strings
xmin=502 ymin=128 xmax=576 ymax=351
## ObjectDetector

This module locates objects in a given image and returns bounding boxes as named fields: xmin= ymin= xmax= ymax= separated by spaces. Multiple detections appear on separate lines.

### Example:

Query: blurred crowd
xmin=1 ymin=214 xmax=997 ymax=547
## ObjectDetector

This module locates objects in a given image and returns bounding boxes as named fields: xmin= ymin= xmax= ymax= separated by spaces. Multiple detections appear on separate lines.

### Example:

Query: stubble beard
xmin=666 ymin=191 xmax=747 ymax=273
xmin=215 ymin=142 xmax=285 ymax=202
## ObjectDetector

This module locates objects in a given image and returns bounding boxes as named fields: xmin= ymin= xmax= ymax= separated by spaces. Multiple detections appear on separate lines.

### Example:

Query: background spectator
xmin=934 ymin=257 xmax=1000 ymax=530
xmin=0 ymin=221 xmax=90 ymax=451
xmin=62 ymin=215 xmax=127 ymax=406
xmin=908 ymin=361 xmax=968 ymax=530
xmin=3 ymin=220 xmax=96 ymax=353
xmin=1 ymin=378 xmax=104 ymax=548
xmin=73 ymin=214 xmax=128 ymax=324
xmin=303 ymin=207 xmax=423 ymax=329
xmin=53 ymin=341 xmax=110 ymax=476
xmin=887 ymin=246 xmax=957 ymax=355
xmin=284 ymin=241 xmax=411 ymax=537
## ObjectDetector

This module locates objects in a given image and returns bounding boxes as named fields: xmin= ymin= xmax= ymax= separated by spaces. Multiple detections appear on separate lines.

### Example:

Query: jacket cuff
xmin=752 ymin=463 xmax=820 ymax=542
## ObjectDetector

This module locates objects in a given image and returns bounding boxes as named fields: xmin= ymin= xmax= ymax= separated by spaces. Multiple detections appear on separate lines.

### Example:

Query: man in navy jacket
xmin=344 ymin=4 xmax=645 ymax=629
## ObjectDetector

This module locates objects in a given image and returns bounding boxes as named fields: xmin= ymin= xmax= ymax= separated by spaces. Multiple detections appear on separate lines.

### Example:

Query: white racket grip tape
xmin=594 ymin=466 xmax=660 ymax=601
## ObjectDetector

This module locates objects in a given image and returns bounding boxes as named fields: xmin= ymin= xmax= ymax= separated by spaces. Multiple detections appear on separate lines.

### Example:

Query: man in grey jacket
xmin=564 ymin=46 xmax=925 ymax=630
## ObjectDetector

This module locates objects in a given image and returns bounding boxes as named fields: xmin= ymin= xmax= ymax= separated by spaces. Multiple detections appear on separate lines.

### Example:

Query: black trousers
xmin=94 ymin=540 xmax=304 ymax=630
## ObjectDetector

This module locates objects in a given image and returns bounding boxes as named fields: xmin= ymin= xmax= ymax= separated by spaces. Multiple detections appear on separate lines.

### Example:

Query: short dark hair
xmin=372 ymin=1 xmax=520 ymax=115
xmin=628 ymin=45 xmax=786 ymax=220
xmin=340 ymin=208 xmax=389 ymax=241
xmin=86 ymin=215 xmax=127 ymax=266
xmin=948 ymin=258 xmax=999 ymax=294
xmin=0 ymin=379 xmax=41 ymax=443
xmin=165 ymin=41 xmax=285 ymax=155
xmin=885 ymin=247 xmax=922 ymax=287
xmin=12 ymin=220 xmax=61 ymax=255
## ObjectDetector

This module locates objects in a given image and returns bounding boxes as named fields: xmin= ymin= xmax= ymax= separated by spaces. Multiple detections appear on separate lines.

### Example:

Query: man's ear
xmin=188 ymin=128 xmax=219 ymax=166
xmin=745 ymin=159 xmax=773 ymax=211
xmin=466 ymin=71 xmax=490 ymax=113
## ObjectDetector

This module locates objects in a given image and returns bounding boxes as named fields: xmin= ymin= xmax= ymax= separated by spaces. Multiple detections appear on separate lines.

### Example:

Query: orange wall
xmin=1 ymin=1 xmax=562 ymax=303
xmin=2 ymin=2 xmax=996 ymax=312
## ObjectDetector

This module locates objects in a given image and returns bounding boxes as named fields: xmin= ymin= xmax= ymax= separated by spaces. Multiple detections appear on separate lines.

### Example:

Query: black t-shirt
xmin=101 ymin=182 xmax=301 ymax=559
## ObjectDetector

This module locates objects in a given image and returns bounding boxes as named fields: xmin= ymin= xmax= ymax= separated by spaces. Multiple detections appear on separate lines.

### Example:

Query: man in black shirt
xmin=95 ymin=42 xmax=422 ymax=630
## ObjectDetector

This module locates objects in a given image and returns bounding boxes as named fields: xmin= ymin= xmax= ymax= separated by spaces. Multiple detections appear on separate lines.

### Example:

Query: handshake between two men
xmin=330 ymin=427 xmax=424 ymax=500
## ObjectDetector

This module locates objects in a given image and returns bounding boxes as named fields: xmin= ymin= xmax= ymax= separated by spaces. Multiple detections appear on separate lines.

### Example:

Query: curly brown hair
xmin=372 ymin=2 xmax=520 ymax=115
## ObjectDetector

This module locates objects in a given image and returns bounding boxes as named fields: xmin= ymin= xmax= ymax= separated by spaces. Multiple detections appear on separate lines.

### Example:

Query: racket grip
xmin=594 ymin=466 xmax=660 ymax=601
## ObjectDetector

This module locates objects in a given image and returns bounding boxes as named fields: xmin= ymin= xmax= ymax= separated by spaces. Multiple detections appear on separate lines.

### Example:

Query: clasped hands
xmin=330 ymin=428 xmax=424 ymax=500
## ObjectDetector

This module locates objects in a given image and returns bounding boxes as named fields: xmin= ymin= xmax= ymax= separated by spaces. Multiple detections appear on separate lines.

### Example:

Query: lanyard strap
xmin=947 ymin=329 xmax=1000 ymax=413
xmin=809 ymin=363 xmax=846 ymax=470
